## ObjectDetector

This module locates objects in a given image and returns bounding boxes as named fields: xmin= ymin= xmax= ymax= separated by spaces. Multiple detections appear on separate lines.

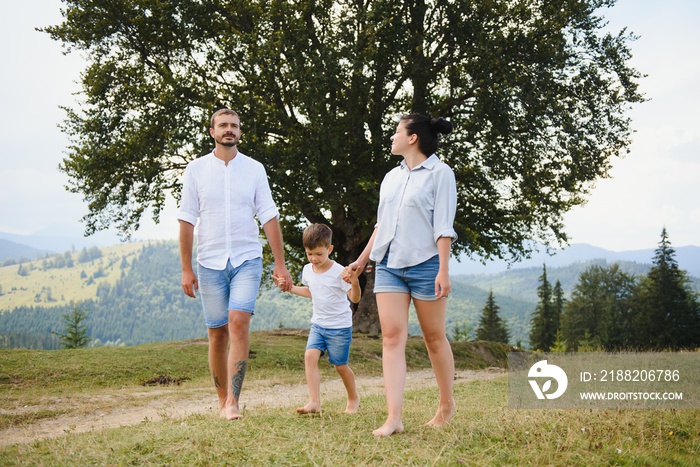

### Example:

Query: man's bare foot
xmin=372 ymin=419 xmax=404 ymax=437
xmin=223 ymin=405 xmax=243 ymax=420
xmin=426 ymin=400 xmax=456 ymax=427
xmin=344 ymin=396 xmax=360 ymax=414
xmin=296 ymin=402 xmax=321 ymax=414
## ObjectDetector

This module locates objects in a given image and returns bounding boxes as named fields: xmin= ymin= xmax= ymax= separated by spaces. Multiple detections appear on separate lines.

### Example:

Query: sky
xmin=0 ymin=0 xmax=698 ymax=252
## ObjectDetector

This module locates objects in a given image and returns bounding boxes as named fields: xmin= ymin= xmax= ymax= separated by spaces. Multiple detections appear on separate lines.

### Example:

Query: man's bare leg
xmin=223 ymin=310 xmax=251 ymax=420
xmin=207 ymin=326 xmax=230 ymax=417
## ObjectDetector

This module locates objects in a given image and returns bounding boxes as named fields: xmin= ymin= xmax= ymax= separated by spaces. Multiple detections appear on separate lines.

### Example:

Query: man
xmin=178 ymin=108 xmax=292 ymax=420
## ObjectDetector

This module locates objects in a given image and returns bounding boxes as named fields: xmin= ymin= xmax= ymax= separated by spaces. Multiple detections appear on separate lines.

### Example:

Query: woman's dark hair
xmin=401 ymin=114 xmax=453 ymax=156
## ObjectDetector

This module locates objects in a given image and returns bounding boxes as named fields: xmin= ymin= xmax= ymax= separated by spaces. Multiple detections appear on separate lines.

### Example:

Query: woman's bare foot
xmin=426 ymin=400 xmax=456 ymax=427
xmin=344 ymin=396 xmax=360 ymax=414
xmin=372 ymin=419 xmax=404 ymax=437
xmin=296 ymin=402 xmax=321 ymax=414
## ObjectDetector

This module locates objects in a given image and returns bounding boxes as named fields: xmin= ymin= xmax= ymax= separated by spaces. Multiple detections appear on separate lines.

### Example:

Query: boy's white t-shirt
xmin=301 ymin=261 xmax=353 ymax=329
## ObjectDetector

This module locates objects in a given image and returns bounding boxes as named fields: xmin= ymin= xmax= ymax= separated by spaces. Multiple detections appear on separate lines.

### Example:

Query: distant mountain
xmin=0 ymin=239 xmax=52 ymax=262
xmin=450 ymin=243 xmax=700 ymax=278
xmin=0 ymin=223 xmax=122 ymax=260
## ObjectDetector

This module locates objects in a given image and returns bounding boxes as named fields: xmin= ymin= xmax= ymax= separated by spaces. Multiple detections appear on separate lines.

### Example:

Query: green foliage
xmin=529 ymin=265 xmax=560 ymax=351
xmin=451 ymin=321 xmax=474 ymax=342
xmin=475 ymin=291 xmax=510 ymax=344
xmin=52 ymin=305 xmax=90 ymax=349
xmin=42 ymin=0 xmax=644 ymax=271
xmin=632 ymin=228 xmax=700 ymax=349
xmin=560 ymin=263 xmax=637 ymax=351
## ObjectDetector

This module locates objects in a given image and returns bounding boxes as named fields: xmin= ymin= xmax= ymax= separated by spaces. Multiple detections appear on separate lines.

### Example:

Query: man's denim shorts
xmin=306 ymin=323 xmax=352 ymax=366
xmin=197 ymin=257 xmax=263 ymax=328
xmin=373 ymin=254 xmax=440 ymax=301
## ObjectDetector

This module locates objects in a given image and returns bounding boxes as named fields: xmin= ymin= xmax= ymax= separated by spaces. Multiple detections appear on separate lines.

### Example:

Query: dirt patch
xmin=141 ymin=375 xmax=191 ymax=386
xmin=0 ymin=368 xmax=505 ymax=446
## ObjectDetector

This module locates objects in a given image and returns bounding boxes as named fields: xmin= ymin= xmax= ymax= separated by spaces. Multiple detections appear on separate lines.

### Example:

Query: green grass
xmin=1 ymin=333 xmax=697 ymax=465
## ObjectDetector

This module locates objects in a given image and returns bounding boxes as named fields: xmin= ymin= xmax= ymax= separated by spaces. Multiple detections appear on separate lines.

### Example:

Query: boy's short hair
xmin=302 ymin=223 xmax=333 ymax=249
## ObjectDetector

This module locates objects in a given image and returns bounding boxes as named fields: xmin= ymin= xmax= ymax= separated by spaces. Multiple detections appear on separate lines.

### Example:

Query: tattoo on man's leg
xmin=212 ymin=373 xmax=221 ymax=388
xmin=231 ymin=360 xmax=247 ymax=402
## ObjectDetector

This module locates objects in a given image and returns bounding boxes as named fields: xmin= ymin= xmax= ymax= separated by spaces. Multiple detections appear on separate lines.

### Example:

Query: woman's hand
xmin=435 ymin=269 xmax=451 ymax=299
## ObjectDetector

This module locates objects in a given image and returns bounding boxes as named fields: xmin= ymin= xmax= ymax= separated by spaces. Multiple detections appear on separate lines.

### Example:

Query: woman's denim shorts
xmin=197 ymin=257 xmax=263 ymax=328
xmin=373 ymin=254 xmax=440 ymax=301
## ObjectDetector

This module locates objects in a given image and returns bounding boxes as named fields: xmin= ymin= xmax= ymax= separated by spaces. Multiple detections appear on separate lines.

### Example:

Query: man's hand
xmin=274 ymin=265 xmax=293 ymax=292
xmin=182 ymin=269 xmax=199 ymax=298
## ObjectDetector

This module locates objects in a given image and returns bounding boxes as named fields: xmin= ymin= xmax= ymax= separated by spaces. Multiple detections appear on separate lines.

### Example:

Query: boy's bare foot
xmin=372 ymin=419 xmax=404 ymax=437
xmin=296 ymin=402 xmax=321 ymax=414
xmin=426 ymin=400 xmax=456 ymax=427
xmin=344 ymin=396 xmax=360 ymax=414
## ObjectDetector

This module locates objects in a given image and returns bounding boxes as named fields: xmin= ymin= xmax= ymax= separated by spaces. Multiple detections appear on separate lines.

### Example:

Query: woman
xmin=344 ymin=114 xmax=457 ymax=436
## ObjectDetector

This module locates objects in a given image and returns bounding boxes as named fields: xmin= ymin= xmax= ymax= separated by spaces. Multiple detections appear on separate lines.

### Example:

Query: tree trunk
xmin=352 ymin=262 xmax=381 ymax=336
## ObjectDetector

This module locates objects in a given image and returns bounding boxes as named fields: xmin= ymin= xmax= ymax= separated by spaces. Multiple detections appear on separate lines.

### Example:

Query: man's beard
xmin=217 ymin=135 xmax=238 ymax=147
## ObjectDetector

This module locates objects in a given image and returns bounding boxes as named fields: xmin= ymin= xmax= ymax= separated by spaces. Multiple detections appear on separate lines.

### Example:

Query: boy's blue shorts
xmin=306 ymin=323 xmax=352 ymax=366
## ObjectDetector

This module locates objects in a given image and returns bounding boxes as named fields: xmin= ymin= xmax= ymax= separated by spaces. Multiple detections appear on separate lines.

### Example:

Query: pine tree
xmin=633 ymin=228 xmax=700 ymax=349
xmin=53 ymin=306 xmax=90 ymax=349
xmin=530 ymin=265 xmax=555 ymax=350
xmin=551 ymin=280 xmax=565 ymax=344
xmin=476 ymin=291 xmax=510 ymax=344
xmin=561 ymin=263 xmax=637 ymax=350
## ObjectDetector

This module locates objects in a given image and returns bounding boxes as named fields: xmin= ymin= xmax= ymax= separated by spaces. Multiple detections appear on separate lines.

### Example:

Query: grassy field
xmin=0 ymin=242 xmax=145 ymax=310
xmin=0 ymin=333 xmax=698 ymax=466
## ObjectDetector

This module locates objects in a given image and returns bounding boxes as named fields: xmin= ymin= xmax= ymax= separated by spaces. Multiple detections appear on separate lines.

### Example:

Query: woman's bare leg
xmin=415 ymin=298 xmax=455 ymax=426
xmin=373 ymin=292 xmax=411 ymax=436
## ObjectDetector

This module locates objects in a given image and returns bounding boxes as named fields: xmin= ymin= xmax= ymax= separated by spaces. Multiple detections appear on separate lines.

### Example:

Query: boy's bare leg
xmin=207 ymin=325 xmax=230 ymax=418
xmin=335 ymin=364 xmax=360 ymax=413
xmin=297 ymin=349 xmax=323 ymax=414
xmin=415 ymin=298 xmax=456 ymax=427
xmin=223 ymin=310 xmax=251 ymax=420
xmin=372 ymin=293 xmax=410 ymax=436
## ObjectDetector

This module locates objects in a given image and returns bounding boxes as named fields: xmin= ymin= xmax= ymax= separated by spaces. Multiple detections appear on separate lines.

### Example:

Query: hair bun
xmin=431 ymin=117 xmax=453 ymax=135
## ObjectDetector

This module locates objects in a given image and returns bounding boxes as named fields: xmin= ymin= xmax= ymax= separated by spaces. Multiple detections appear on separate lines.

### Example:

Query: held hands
xmin=272 ymin=274 xmax=294 ymax=292
xmin=342 ymin=261 xmax=365 ymax=284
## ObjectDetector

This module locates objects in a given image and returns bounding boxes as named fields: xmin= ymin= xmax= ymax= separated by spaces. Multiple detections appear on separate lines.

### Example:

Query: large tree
xmin=44 ymin=0 xmax=643 ymax=331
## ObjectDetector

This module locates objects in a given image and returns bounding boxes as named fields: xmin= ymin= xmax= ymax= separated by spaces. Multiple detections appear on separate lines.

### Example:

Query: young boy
xmin=275 ymin=223 xmax=361 ymax=414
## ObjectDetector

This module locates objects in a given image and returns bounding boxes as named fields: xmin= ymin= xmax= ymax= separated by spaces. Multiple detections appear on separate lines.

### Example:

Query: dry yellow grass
xmin=0 ymin=242 xmax=147 ymax=311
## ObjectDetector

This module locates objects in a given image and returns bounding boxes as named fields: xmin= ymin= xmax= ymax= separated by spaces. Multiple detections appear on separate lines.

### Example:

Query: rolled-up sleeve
xmin=254 ymin=166 xmax=279 ymax=225
xmin=177 ymin=164 xmax=199 ymax=226
xmin=432 ymin=166 xmax=458 ymax=243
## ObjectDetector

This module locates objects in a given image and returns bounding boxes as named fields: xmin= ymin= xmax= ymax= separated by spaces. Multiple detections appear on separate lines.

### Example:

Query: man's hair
xmin=210 ymin=108 xmax=239 ymax=128
xmin=302 ymin=223 xmax=333 ymax=249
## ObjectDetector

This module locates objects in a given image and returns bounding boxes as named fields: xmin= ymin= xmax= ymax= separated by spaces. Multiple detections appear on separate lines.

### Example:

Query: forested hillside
xmin=0 ymin=241 xmax=537 ymax=349
xmin=4 ymin=241 xmax=696 ymax=350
